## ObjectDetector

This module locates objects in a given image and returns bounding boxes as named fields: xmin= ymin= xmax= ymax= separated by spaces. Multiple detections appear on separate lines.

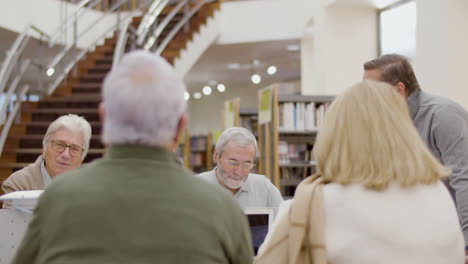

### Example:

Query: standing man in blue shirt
xmin=363 ymin=54 xmax=468 ymax=256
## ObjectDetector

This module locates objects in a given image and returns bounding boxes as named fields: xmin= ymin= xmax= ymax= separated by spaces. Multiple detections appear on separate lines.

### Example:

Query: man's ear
xmin=174 ymin=113 xmax=187 ymax=145
xmin=213 ymin=149 xmax=218 ymax=164
xmin=98 ymin=102 xmax=105 ymax=122
xmin=395 ymin=82 xmax=407 ymax=98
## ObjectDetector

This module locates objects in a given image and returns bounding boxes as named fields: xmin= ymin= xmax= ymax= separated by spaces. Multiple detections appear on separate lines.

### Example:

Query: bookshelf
xmin=239 ymin=107 xmax=258 ymax=137
xmin=176 ymin=130 xmax=191 ymax=169
xmin=258 ymin=83 xmax=333 ymax=196
xmin=189 ymin=133 xmax=214 ymax=173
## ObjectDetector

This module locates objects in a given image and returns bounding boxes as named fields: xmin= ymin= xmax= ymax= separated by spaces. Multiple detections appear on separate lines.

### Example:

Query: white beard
xmin=223 ymin=175 xmax=245 ymax=190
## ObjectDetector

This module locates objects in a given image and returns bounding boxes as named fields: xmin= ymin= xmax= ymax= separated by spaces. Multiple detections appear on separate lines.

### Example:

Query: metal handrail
xmin=47 ymin=0 xmax=134 ymax=70
xmin=155 ymin=0 xmax=212 ymax=56
xmin=0 ymin=25 xmax=31 ymax=94
xmin=113 ymin=16 xmax=133 ymax=68
xmin=0 ymin=59 xmax=31 ymax=123
xmin=0 ymin=84 xmax=30 ymax=158
xmin=48 ymin=0 xmax=93 ymax=47
xmin=144 ymin=0 xmax=189 ymax=50
xmin=47 ymin=10 xmax=138 ymax=95
xmin=136 ymin=0 xmax=171 ymax=45
xmin=136 ymin=0 xmax=164 ymax=35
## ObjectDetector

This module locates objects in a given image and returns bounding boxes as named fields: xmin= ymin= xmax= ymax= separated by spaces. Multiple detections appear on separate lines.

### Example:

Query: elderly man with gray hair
xmin=11 ymin=51 xmax=253 ymax=264
xmin=2 ymin=114 xmax=91 ymax=207
xmin=197 ymin=127 xmax=283 ymax=209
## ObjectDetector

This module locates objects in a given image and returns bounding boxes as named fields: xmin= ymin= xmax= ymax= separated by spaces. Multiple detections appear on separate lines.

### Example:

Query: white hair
xmin=42 ymin=114 xmax=92 ymax=160
xmin=101 ymin=50 xmax=187 ymax=147
xmin=215 ymin=127 xmax=257 ymax=157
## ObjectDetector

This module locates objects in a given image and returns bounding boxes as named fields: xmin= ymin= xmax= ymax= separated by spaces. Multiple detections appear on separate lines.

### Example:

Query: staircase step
xmin=88 ymin=65 xmax=112 ymax=74
xmin=3 ymin=148 xmax=104 ymax=163
xmin=80 ymin=73 xmax=107 ymax=83
xmin=9 ymin=135 xmax=104 ymax=149
xmin=23 ymin=108 xmax=100 ymax=122
xmin=25 ymin=122 xmax=102 ymax=135
xmin=72 ymin=83 xmax=101 ymax=94
xmin=96 ymin=58 xmax=113 ymax=65
xmin=38 ymin=94 xmax=101 ymax=109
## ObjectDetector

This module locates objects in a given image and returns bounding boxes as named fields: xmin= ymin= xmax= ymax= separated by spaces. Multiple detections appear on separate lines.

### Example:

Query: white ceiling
xmin=184 ymin=38 xmax=302 ymax=93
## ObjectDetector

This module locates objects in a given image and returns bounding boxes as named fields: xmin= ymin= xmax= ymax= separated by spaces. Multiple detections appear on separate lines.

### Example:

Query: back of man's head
xmin=363 ymin=53 xmax=420 ymax=96
xmin=101 ymin=50 xmax=187 ymax=147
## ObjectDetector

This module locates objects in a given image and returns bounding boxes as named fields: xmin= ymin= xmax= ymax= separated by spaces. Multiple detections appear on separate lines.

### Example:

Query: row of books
xmin=190 ymin=136 xmax=208 ymax=151
xmin=278 ymin=102 xmax=330 ymax=132
xmin=278 ymin=141 xmax=314 ymax=165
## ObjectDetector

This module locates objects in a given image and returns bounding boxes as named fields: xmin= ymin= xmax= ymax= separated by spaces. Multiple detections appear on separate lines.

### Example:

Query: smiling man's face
xmin=42 ymin=127 xmax=85 ymax=178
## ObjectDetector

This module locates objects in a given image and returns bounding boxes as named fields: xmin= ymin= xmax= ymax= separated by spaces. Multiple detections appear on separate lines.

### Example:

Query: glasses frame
xmin=221 ymin=158 xmax=256 ymax=171
xmin=50 ymin=140 xmax=84 ymax=157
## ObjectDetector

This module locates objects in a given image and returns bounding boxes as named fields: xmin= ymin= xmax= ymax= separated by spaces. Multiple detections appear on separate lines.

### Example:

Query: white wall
xmin=217 ymin=0 xmax=314 ymax=44
xmin=0 ymin=0 xmax=124 ymax=49
xmin=187 ymin=83 xmax=263 ymax=134
xmin=415 ymin=0 xmax=468 ymax=108
xmin=302 ymin=4 xmax=378 ymax=95
xmin=187 ymin=81 xmax=300 ymax=134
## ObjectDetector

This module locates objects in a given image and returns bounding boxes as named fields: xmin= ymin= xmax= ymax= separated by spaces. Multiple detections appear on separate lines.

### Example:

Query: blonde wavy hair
xmin=314 ymin=80 xmax=449 ymax=191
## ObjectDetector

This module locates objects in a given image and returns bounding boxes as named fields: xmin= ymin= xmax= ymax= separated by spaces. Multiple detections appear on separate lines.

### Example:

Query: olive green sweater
xmin=12 ymin=145 xmax=253 ymax=264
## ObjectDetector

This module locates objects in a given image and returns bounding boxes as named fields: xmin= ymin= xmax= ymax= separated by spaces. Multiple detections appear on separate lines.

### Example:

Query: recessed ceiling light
xmin=202 ymin=86 xmax=212 ymax=95
xmin=287 ymin=44 xmax=300 ymax=51
xmin=227 ymin=63 xmax=241 ymax=69
xmin=194 ymin=92 xmax=202 ymax=99
xmin=267 ymin=65 xmax=277 ymax=75
xmin=251 ymin=74 xmax=261 ymax=84
xmin=217 ymin=83 xmax=226 ymax=92
xmin=46 ymin=68 xmax=55 ymax=77
xmin=184 ymin=91 xmax=190 ymax=101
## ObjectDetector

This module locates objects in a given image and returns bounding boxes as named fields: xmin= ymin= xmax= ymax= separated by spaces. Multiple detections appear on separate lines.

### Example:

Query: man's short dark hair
xmin=364 ymin=54 xmax=420 ymax=96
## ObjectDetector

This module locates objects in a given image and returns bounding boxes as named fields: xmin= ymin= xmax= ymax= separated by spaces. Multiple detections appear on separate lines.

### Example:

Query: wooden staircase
xmin=0 ymin=1 xmax=221 ymax=196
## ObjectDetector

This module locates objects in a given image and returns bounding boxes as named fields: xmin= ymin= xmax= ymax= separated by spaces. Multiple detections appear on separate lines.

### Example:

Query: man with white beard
xmin=197 ymin=127 xmax=283 ymax=209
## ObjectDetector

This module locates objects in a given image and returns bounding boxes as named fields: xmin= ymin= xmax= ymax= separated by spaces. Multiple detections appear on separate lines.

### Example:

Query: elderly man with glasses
xmin=197 ymin=127 xmax=283 ymax=209
xmin=1 ymin=114 xmax=91 ymax=207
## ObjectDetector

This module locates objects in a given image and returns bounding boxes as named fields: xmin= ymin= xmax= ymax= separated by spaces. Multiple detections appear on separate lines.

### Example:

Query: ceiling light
xmin=46 ymin=68 xmax=55 ymax=77
xmin=227 ymin=63 xmax=240 ymax=69
xmin=184 ymin=91 xmax=190 ymax=101
xmin=202 ymin=86 xmax=212 ymax=95
xmin=287 ymin=44 xmax=300 ymax=51
xmin=193 ymin=92 xmax=202 ymax=99
xmin=217 ymin=83 xmax=226 ymax=92
xmin=267 ymin=65 xmax=277 ymax=75
xmin=251 ymin=74 xmax=261 ymax=84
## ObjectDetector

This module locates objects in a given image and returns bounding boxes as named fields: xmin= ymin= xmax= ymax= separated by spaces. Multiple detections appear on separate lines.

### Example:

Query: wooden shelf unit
xmin=257 ymin=83 xmax=334 ymax=196
xmin=188 ymin=133 xmax=213 ymax=173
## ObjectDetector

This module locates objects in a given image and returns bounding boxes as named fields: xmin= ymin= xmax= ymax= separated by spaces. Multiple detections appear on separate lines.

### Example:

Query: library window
xmin=379 ymin=0 xmax=416 ymax=59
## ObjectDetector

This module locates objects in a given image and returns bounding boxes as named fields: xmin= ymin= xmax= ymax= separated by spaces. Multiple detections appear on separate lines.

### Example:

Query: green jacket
xmin=12 ymin=145 xmax=253 ymax=264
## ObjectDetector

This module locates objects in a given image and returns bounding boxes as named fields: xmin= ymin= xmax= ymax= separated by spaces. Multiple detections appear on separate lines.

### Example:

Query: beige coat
xmin=1 ymin=156 xmax=44 ymax=208
xmin=255 ymin=176 xmax=326 ymax=264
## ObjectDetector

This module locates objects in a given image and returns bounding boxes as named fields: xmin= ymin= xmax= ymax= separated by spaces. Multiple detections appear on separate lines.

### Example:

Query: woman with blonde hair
xmin=256 ymin=80 xmax=465 ymax=264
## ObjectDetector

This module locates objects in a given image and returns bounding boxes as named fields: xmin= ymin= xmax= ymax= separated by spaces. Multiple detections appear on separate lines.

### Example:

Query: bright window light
xmin=184 ymin=91 xmax=190 ymax=101
xmin=379 ymin=1 xmax=416 ymax=59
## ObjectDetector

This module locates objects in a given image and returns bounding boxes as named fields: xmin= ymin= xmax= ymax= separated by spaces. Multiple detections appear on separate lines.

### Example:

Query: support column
xmin=301 ymin=2 xmax=378 ymax=95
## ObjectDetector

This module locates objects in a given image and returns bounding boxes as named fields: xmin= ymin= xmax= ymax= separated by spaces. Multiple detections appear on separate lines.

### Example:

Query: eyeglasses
xmin=50 ymin=140 xmax=84 ymax=157
xmin=222 ymin=159 xmax=256 ymax=170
